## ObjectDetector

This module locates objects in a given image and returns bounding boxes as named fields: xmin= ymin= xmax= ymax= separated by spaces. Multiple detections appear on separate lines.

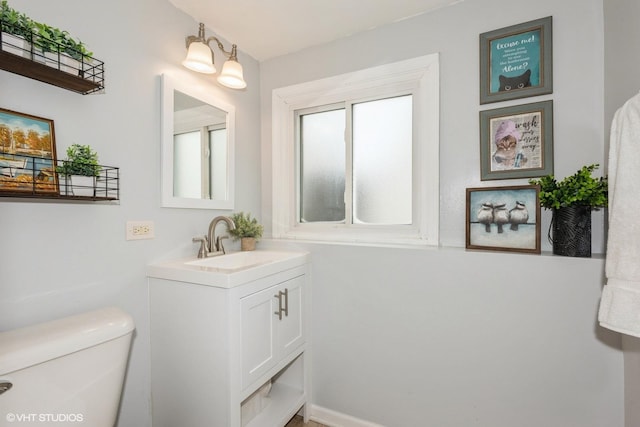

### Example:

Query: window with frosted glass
xmin=299 ymin=108 xmax=346 ymax=222
xmin=298 ymin=95 xmax=412 ymax=225
xmin=273 ymin=54 xmax=439 ymax=245
xmin=173 ymin=131 xmax=201 ymax=198
xmin=353 ymin=95 xmax=412 ymax=224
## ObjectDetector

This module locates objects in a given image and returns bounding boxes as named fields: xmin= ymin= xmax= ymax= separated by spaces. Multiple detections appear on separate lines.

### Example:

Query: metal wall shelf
xmin=0 ymin=50 xmax=103 ymax=94
xmin=0 ymin=22 xmax=104 ymax=94
xmin=0 ymin=152 xmax=119 ymax=202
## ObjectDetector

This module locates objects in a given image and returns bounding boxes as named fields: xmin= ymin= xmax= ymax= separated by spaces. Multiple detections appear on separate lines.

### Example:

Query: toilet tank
xmin=0 ymin=307 xmax=135 ymax=427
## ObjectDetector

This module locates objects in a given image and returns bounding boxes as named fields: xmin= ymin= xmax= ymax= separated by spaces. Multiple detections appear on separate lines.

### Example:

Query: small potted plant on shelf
xmin=32 ymin=21 xmax=92 ymax=74
xmin=529 ymin=164 xmax=607 ymax=257
xmin=228 ymin=212 xmax=264 ymax=251
xmin=32 ymin=22 xmax=68 ymax=67
xmin=1 ymin=1 xmax=93 ymax=75
xmin=55 ymin=144 xmax=101 ymax=197
xmin=1 ymin=0 xmax=34 ymax=58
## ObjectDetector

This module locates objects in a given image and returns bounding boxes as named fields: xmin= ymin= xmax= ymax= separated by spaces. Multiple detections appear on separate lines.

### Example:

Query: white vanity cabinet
xmin=147 ymin=251 xmax=310 ymax=427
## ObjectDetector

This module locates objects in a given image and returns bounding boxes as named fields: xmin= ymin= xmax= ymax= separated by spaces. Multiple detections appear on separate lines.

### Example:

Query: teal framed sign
xmin=479 ymin=16 xmax=553 ymax=104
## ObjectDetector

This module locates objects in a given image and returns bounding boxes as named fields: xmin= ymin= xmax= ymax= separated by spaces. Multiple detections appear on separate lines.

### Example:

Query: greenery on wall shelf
xmin=1 ymin=0 xmax=93 ymax=60
xmin=0 ymin=0 xmax=31 ymax=39
xmin=228 ymin=212 xmax=264 ymax=240
xmin=33 ymin=21 xmax=93 ymax=60
xmin=55 ymin=144 xmax=102 ymax=177
xmin=529 ymin=164 xmax=608 ymax=210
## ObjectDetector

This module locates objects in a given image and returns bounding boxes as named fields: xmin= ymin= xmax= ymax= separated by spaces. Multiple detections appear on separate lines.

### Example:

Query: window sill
xmin=271 ymin=229 xmax=438 ymax=249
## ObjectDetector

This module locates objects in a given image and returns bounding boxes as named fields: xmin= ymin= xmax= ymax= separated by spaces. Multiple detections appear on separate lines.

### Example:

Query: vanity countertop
xmin=146 ymin=250 xmax=310 ymax=288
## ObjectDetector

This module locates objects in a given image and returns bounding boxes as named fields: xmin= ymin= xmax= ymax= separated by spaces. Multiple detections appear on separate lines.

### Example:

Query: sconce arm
xmin=184 ymin=23 xmax=238 ymax=61
xmin=205 ymin=36 xmax=237 ymax=60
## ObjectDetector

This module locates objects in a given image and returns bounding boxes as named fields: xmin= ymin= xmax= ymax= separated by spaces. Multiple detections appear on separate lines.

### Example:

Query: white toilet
xmin=0 ymin=307 xmax=135 ymax=427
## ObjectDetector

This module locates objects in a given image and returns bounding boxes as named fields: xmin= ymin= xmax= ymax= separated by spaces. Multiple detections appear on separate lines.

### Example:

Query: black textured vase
xmin=552 ymin=206 xmax=592 ymax=257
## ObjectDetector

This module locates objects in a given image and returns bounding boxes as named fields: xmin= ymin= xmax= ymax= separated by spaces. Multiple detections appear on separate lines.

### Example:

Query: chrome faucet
xmin=208 ymin=215 xmax=236 ymax=254
xmin=192 ymin=216 xmax=236 ymax=258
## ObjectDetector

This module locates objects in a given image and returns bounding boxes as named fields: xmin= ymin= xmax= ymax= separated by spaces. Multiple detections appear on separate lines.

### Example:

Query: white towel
xmin=598 ymin=91 xmax=640 ymax=336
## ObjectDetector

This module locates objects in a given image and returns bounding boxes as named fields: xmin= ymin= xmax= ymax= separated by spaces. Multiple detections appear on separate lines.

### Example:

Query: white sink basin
xmin=147 ymin=250 xmax=309 ymax=288
xmin=185 ymin=250 xmax=290 ymax=272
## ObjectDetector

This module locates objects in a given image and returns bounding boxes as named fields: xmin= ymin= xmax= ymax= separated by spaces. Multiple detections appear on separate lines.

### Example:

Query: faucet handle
xmin=216 ymin=235 xmax=229 ymax=254
xmin=192 ymin=236 xmax=209 ymax=258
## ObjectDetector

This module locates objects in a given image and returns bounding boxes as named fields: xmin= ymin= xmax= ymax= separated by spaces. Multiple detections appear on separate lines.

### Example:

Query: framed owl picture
xmin=479 ymin=16 xmax=553 ymax=104
xmin=466 ymin=185 xmax=540 ymax=254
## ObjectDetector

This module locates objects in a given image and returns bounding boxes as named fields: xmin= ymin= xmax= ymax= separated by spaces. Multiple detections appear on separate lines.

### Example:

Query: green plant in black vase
xmin=529 ymin=164 xmax=607 ymax=257
xmin=529 ymin=164 xmax=608 ymax=210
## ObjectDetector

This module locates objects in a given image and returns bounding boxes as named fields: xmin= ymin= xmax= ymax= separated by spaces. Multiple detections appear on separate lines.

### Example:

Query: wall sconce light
xmin=182 ymin=23 xmax=247 ymax=90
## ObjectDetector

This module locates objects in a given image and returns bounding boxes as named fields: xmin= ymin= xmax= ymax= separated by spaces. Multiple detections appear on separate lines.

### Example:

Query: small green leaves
xmin=228 ymin=212 xmax=264 ymax=240
xmin=55 ymin=144 xmax=101 ymax=177
xmin=1 ymin=1 xmax=92 ymax=59
xmin=529 ymin=164 xmax=607 ymax=210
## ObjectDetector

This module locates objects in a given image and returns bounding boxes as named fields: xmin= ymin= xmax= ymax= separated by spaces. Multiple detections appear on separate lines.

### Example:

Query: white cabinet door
xmin=241 ymin=285 xmax=277 ymax=389
xmin=277 ymin=275 xmax=304 ymax=359
xmin=240 ymin=275 xmax=305 ymax=390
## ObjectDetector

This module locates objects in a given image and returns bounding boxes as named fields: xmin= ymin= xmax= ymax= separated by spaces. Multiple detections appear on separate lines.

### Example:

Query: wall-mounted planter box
xmin=59 ymin=175 xmax=96 ymax=197
xmin=1 ymin=31 xmax=30 ymax=58
xmin=0 ymin=20 xmax=104 ymax=94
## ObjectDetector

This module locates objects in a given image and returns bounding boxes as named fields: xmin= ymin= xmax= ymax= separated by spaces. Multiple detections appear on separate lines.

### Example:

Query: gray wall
xmin=261 ymin=0 xmax=623 ymax=425
xmin=298 ymin=244 xmax=619 ymax=426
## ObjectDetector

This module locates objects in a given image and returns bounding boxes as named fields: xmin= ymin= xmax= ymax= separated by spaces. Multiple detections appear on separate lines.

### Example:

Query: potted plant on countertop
xmin=228 ymin=212 xmax=264 ymax=251
xmin=55 ymin=144 xmax=101 ymax=197
xmin=529 ymin=164 xmax=608 ymax=257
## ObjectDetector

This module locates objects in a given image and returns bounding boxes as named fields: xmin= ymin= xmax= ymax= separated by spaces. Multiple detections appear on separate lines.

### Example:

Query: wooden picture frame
xmin=0 ymin=108 xmax=58 ymax=194
xmin=479 ymin=100 xmax=553 ymax=181
xmin=466 ymin=185 xmax=540 ymax=254
xmin=480 ymin=16 xmax=552 ymax=104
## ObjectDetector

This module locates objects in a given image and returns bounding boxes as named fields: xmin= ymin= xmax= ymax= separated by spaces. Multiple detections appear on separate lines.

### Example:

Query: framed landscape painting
xmin=0 ymin=108 xmax=58 ymax=194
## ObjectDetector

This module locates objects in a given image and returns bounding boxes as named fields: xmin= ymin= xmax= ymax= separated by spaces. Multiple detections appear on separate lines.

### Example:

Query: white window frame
xmin=272 ymin=54 xmax=439 ymax=246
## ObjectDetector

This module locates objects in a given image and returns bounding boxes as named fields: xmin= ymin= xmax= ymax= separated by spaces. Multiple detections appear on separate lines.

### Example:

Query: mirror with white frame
xmin=160 ymin=73 xmax=235 ymax=209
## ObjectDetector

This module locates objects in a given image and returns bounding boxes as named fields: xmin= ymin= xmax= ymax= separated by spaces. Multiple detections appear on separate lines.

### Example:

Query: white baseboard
xmin=309 ymin=404 xmax=385 ymax=427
